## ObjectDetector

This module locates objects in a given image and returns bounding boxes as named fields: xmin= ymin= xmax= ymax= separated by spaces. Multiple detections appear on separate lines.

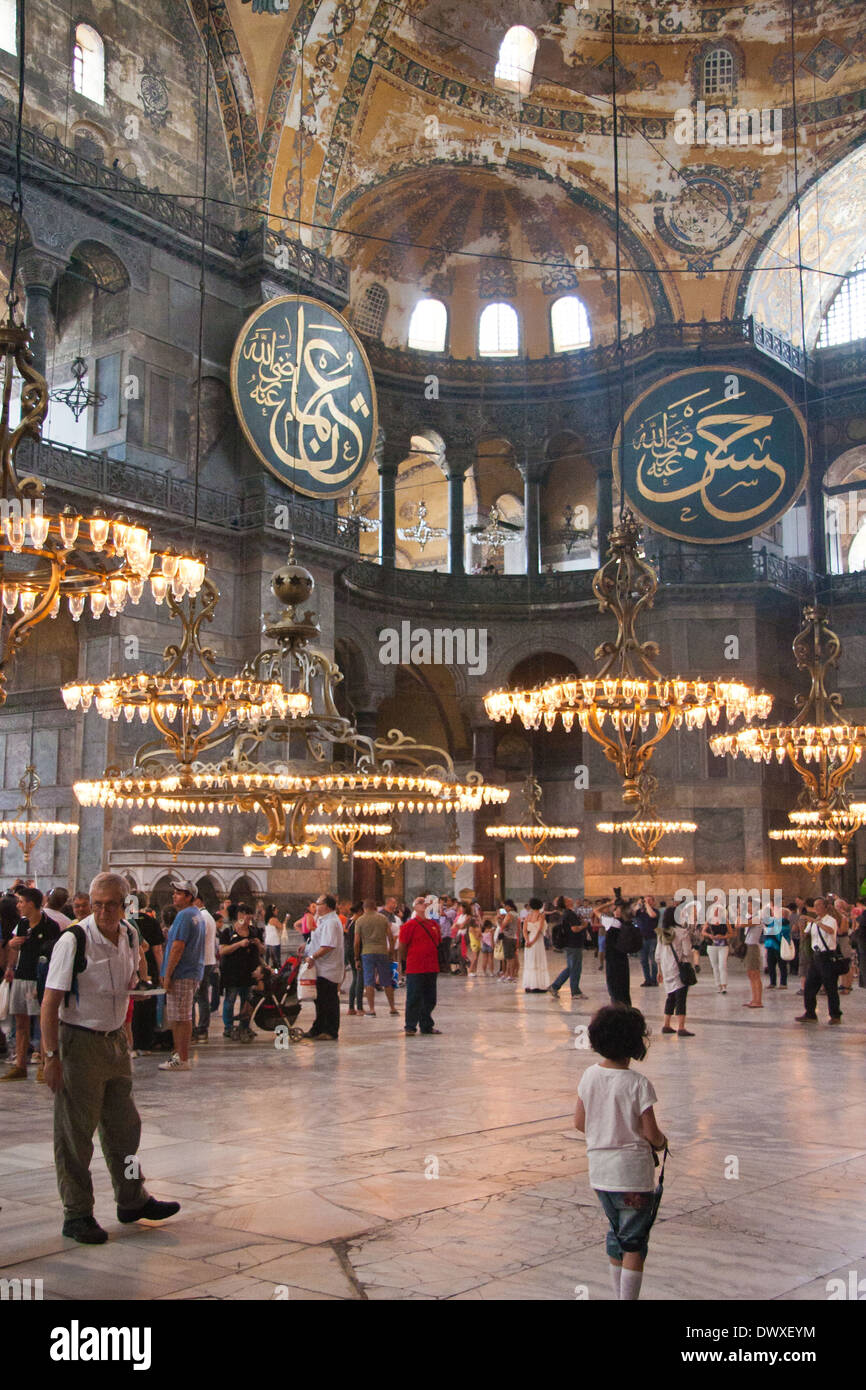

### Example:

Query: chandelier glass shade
xmin=131 ymin=822 xmax=220 ymax=859
xmin=484 ymin=513 xmax=771 ymax=802
xmin=710 ymin=606 xmax=866 ymax=811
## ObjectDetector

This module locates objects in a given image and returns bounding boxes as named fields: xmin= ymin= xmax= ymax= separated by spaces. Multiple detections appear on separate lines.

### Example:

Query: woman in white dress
xmin=522 ymin=897 xmax=550 ymax=993
xmin=656 ymin=905 xmax=695 ymax=1036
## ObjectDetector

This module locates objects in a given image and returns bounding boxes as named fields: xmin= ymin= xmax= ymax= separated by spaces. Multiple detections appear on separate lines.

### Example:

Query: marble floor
xmin=2 ymin=957 xmax=864 ymax=1301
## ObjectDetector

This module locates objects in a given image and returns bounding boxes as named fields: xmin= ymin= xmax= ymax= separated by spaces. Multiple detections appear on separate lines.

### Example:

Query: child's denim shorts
xmin=596 ymin=1189 xmax=656 ymax=1259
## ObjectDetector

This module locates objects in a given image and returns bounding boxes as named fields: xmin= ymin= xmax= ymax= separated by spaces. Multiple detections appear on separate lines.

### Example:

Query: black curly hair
xmin=587 ymin=1004 xmax=650 ymax=1062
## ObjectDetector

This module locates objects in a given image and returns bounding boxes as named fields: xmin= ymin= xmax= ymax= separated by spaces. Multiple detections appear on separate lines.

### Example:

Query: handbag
xmin=677 ymin=958 xmax=698 ymax=987
xmin=493 ymin=940 xmax=505 ymax=961
xmin=297 ymin=957 xmax=318 ymax=1003
xmin=0 ymin=977 xmax=10 ymax=1024
xmin=780 ymin=935 xmax=795 ymax=962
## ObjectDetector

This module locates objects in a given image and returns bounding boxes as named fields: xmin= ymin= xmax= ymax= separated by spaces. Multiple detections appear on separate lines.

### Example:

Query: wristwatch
xmin=44 ymin=1050 xmax=57 ymax=1060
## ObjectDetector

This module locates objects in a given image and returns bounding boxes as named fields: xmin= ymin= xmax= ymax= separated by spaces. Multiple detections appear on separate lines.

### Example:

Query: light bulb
xmin=28 ymin=511 xmax=49 ymax=548
xmin=90 ymin=591 xmax=108 ymax=618
xmin=150 ymin=574 xmax=168 ymax=604
xmin=90 ymin=515 xmax=110 ymax=550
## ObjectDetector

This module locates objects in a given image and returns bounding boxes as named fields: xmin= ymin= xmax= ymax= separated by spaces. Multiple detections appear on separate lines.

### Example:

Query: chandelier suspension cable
xmin=789 ymin=0 xmax=818 ymax=607
xmin=5 ymin=0 xmax=26 ymax=323
xmin=609 ymin=0 xmax=626 ymax=526
xmin=191 ymin=3 xmax=213 ymax=558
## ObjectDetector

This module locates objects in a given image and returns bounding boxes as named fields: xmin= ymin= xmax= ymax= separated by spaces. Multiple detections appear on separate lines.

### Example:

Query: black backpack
xmin=616 ymin=920 xmax=644 ymax=955
xmin=64 ymin=921 xmax=137 ymax=1006
xmin=551 ymin=918 xmax=568 ymax=950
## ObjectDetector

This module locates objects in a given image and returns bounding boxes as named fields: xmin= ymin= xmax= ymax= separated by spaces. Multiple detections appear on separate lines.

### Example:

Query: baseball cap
xmin=171 ymin=878 xmax=198 ymax=897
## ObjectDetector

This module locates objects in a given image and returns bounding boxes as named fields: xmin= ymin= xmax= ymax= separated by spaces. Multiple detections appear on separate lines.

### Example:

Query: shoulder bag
xmin=815 ymin=922 xmax=848 ymax=979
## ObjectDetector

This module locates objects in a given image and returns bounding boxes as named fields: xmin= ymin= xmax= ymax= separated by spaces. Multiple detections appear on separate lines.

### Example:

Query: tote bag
xmin=780 ymin=936 xmax=795 ymax=962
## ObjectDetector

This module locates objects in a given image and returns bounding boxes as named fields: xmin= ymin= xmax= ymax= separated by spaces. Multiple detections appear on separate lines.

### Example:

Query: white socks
xmin=609 ymin=1263 xmax=622 ymax=1298
xmin=620 ymin=1268 xmax=643 ymax=1300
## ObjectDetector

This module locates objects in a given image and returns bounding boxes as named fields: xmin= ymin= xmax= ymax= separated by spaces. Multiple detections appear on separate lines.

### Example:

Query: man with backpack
xmin=549 ymin=896 xmax=589 ymax=1000
xmin=40 ymin=872 xmax=180 ymax=1245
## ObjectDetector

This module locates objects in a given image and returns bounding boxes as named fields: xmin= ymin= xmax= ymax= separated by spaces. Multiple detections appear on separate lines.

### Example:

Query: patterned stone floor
xmin=1 ymin=958 xmax=863 ymax=1300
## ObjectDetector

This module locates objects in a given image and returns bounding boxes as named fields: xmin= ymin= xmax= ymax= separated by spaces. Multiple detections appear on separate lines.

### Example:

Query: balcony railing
xmin=16 ymin=438 xmax=360 ymax=552
xmin=0 ymin=115 xmax=347 ymax=296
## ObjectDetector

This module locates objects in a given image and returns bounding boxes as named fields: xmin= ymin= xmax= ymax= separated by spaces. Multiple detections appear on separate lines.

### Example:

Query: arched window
xmin=408 ymin=297 xmax=447 ymax=352
xmin=479 ymin=302 xmax=519 ymax=357
xmin=550 ymin=295 xmax=591 ymax=353
xmin=73 ymin=23 xmax=105 ymax=105
xmin=0 ymin=0 xmax=16 ymax=54
xmin=818 ymin=252 xmax=866 ymax=348
xmin=354 ymin=283 xmax=389 ymax=338
xmin=702 ymin=47 xmax=733 ymax=99
xmin=494 ymin=26 xmax=537 ymax=97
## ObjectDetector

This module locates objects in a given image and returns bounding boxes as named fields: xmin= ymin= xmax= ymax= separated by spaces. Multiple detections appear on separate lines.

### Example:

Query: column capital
xmin=518 ymin=457 xmax=552 ymax=485
xmin=17 ymin=248 xmax=65 ymax=294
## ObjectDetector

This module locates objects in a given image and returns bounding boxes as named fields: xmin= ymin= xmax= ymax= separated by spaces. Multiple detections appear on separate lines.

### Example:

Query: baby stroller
xmin=234 ymin=956 xmax=304 ymax=1043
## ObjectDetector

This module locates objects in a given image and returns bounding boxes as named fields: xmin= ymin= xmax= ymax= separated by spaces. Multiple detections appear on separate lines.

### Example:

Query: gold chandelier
xmin=621 ymin=854 xmax=684 ymax=867
xmin=2 ymin=764 xmax=78 ymax=869
xmin=596 ymin=774 xmax=696 ymax=856
xmin=515 ymin=851 xmax=576 ymax=878
xmin=74 ymin=551 xmax=507 ymax=861
xmin=484 ymin=513 xmax=770 ymax=802
xmin=710 ymin=606 xmax=866 ymax=812
xmin=424 ymin=848 xmax=484 ymax=878
xmin=486 ymin=776 xmax=580 ymax=853
xmin=63 ymin=579 xmax=311 ymax=764
xmin=303 ymin=821 xmax=392 ymax=859
xmin=781 ymin=854 xmax=847 ymax=875
xmin=0 ymin=328 xmax=205 ymax=701
xmin=131 ymin=822 xmax=221 ymax=860
xmin=788 ymin=805 xmax=863 ymax=853
xmin=354 ymin=846 xmax=427 ymax=874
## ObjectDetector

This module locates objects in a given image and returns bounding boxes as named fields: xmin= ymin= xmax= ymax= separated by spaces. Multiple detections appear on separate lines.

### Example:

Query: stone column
xmin=522 ymin=468 xmax=542 ymax=578
xmin=807 ymin=465 xmax=827 ymax=577
xmin=378 ymin=457 xmax=397 ymax=568
xmin=596 ymin=466 xmax=614 ymax=561
xmin=18 ymin=250 xmax=63 ymax=378
xmin=471 ymin=724 xmax=499 ymax=906
xmin=445 ymin=454 xmax=469 ymax=576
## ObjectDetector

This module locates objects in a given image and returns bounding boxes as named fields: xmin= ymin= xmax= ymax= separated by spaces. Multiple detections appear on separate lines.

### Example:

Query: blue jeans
xmin=348 ymin=961 xmax=364 ymax=1010
xmin=639 ymin=938 xmax=656 ymax=984
xmin=551 ymin=948 xmax=584 ymax=996
xmin=222 ymin=986 xmax=250 ymax=1033
xmin=597 ymin=1189 xmax=657 ymax=1260
xmin=195 ymin=965 xmax=217 ymax=1031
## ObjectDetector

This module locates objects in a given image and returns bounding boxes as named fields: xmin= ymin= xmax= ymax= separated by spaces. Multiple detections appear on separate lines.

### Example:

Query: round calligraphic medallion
xmin=230 ymin=295 xmax=378 ymax=499
xmin=612 ymin=366 xmax=808 ymax=545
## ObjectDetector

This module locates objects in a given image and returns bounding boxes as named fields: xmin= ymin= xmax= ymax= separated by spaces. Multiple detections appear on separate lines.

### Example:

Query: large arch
xmin=740 ymin=138 xmax=866 ymax=349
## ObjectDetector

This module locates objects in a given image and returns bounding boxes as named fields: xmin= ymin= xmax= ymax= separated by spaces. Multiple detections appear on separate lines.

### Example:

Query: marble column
xmin=807 ymin=465 xmax=827 ymax=577
xmin=471 ymin=724 xmax=499 ymax=906
xmin=18 ymin=250 xmax=63 ymax=378
xmin=378 ymin=459 xmax=398 ymax=568
xmin=446 ymin=457 xmax=468 ymax=576
xmin=522 ymin=469 xmax=542 ymax=578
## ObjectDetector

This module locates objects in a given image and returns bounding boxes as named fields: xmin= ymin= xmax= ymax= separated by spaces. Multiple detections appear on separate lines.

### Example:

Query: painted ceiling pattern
xmin=184 ymin=0 xmax=866 ymax=347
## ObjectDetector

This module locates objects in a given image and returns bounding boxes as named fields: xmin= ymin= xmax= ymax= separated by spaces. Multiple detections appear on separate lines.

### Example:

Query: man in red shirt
xmin=400 ymin=896 xmax=442 ymax=1035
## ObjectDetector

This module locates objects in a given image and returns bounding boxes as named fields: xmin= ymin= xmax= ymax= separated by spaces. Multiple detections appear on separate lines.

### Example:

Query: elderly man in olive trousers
xmin=41 ymin=871 xmax=181 ymax=1245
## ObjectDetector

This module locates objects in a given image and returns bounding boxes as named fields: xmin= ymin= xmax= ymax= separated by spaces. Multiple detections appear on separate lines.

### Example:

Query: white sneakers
xmin=158 ymin=1054 xmax=191 ymax=1072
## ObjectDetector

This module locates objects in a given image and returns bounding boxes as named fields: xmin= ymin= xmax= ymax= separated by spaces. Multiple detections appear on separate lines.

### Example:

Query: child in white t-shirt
xmin=575 ymin=1005 xmax=667 ymax=1300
